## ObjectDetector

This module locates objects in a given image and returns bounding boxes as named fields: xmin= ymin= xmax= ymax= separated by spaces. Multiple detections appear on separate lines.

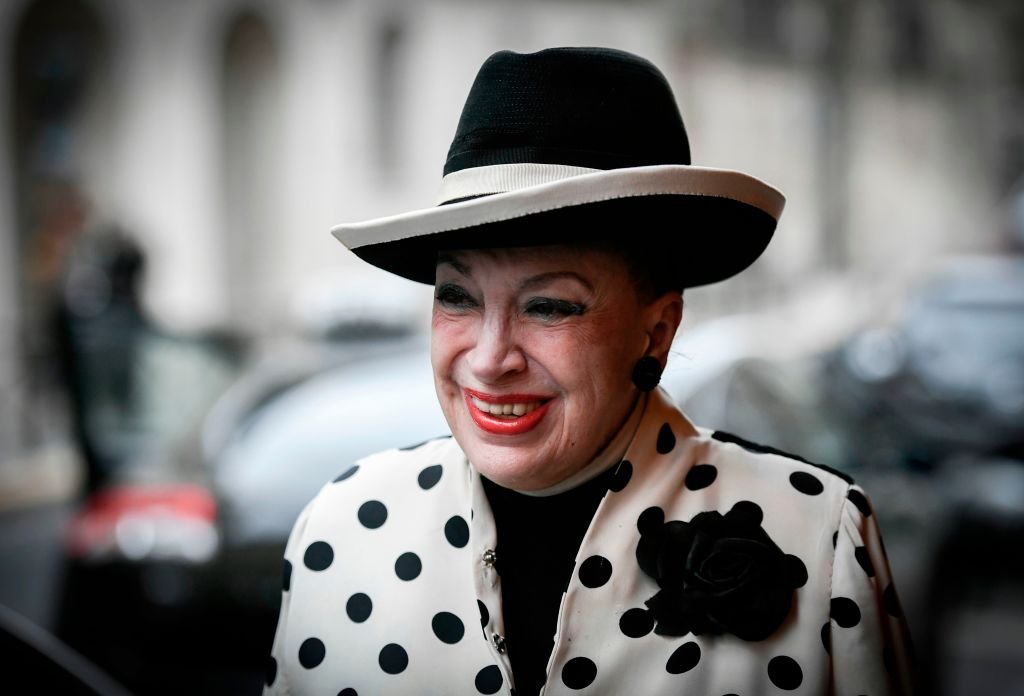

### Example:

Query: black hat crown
xmin=331 ymin=45 xmax=785 ymax=289
xmin=443 ymin=47 xmax=692 ymax=177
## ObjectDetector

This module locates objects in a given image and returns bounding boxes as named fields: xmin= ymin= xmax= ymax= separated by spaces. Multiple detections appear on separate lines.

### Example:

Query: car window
xmin=214 ymin=348 xmax=449 ymax=540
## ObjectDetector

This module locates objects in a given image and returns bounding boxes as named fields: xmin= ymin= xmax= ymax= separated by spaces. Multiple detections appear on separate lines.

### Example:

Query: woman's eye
xmin=524 ymin=298 xmax=586 ymax=319
xmin=435 ymin=284 xmax=477 ymax=309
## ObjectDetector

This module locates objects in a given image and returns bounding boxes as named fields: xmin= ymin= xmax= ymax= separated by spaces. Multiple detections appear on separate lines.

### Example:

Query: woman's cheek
xmin=533 ymin=336 xmax=577 ymax=369
xmin=431 ymin=312 xmax=474 ymax=371
xmin=530 ymin=322 xmax=601 ymax=365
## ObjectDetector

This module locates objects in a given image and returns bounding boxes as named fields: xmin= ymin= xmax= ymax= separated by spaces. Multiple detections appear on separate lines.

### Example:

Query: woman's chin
xmin=459 ymin=438 xmax=563 ymax=491
xmin=462 ymin=440 xmax=529 ymax=481
xmin=448 ymin=398 xmax=579 ymax=490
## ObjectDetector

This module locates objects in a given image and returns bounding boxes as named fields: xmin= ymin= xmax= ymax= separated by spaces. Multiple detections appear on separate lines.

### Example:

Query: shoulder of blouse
xmin=693 ymin=425 xmax=862 ymax=544
xmin=298 ymin=434 xmax=462 ymax=509
xmin=708 ymin=428 xmax=855 ymax=485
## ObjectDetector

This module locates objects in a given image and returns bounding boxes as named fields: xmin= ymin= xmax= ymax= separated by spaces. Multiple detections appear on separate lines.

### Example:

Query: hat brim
xmin=330 ymin=165 xmax=784 ymax=288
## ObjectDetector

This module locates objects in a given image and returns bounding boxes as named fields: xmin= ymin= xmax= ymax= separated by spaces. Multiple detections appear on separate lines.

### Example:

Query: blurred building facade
xmin=1 ymin=0 xmax=1021 ymax=459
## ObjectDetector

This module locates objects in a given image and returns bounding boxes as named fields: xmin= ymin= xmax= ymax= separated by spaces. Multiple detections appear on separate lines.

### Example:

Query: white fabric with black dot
xmin=264 ymin=387 xmax=913 ymax=695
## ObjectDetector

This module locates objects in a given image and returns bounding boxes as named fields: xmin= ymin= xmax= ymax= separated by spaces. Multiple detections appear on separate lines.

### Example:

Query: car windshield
xmin=905 ymin=279 xmax=1024 ymax=392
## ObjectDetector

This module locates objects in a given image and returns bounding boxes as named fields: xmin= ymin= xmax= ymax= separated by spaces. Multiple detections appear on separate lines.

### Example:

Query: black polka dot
xmin=883 ymin=583 xmax=902 ymax=617
xmin=619 ymin=608 xmax=654 ymax=638
xmin=337 ymin=689 xmax=357 ymax=696
xmin=477 ymin=599 xmax=490 ymax=627
xmin=831 ymin=597 xmax=861 ymax=627
xmin=637 ymin=506 xmax=665 ymax=535
xmin=432 ymin=611 xmax=465 ymax=644
xmin=785 ymin=554 xmax=808 ymax=587
xmin=666 ymin=641 xmax=701 ymax=674
xmin=282 ymin=559 xmax=292 ymax=591
xmin=578 ymin=555 xmax=613 ymax=588
xmin=298 ymin=637 xmax=325 ymax=669
xmin=475 ymin=665 xmax=503 ymax=694
xmin=730 ymin=500 xmax=764 ymax=526
xmin=767 ymin=655 xmax=803 ymax=690
xmin=358 ymin=500 xmax=388 ymax=529
xmin=561 ymin=657 xmax=597 ymax=689
xmin=789 ymin=471 xmax=824 ymax=495
xmin=346 ymin=593 xmax=372 ymax=623
xmin=656 ymin=423 xmax=676 ymax=454
xmin=378 ymin=643 xmax=408 ymax=674
xmin=334 ymin=465 xmax=359 ymax=482
xmin=418 ymin=464 xmax=443 ymax=490
xmin=821 ymin=621 xmax=831 ymax=655
xmin=848 ymin=488 xmax=872 ymax=516
xmin=855 ymin=546 xmax=875 ymax=577
xmin=685 ymin=464 xmax=718 ymax=490
xmin=832 ymin=531 xmax=838 ymax=548
xmin=303 ymin=541 xmax=334 ymax=571
xmin=395 ymin=552 xmax=422 ymax=581
xmin=445 ymin=515 xmax=470 ymax=548
xmin=265 ymin=655 xmax=277 ymax=686
xmin=608 ymin=460 xmax=633 ymax=492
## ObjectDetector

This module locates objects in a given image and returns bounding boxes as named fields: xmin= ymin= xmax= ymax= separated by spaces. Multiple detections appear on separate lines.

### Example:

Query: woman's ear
xmin=645 ymin=291 xmax=684 ymax=364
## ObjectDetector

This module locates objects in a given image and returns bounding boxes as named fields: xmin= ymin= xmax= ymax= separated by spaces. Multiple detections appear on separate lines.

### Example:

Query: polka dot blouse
xmin=263 ymin=387 xmax=914 ymax=695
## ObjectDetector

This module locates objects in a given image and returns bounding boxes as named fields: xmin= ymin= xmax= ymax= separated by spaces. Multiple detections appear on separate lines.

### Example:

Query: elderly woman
xmin=264 ymin=48 xmax=913 ymax=695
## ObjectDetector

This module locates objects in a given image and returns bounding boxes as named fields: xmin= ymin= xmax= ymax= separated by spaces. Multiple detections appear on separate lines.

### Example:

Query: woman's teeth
xmin=470 ymin=396 xmax=542 ymax=418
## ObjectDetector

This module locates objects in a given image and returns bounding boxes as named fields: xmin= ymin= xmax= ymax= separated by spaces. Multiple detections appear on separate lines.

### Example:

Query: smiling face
xmin=430 ymin=245 xmax=683 ymax=491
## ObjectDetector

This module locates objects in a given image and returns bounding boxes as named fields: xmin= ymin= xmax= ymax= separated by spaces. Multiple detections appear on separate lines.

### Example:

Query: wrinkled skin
xmin=431 ymin=245 xmax=682 ymax=492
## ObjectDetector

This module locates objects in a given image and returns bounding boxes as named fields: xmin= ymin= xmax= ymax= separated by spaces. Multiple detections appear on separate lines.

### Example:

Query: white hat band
xmin=436 ymin=163 xmax=600 ymax=205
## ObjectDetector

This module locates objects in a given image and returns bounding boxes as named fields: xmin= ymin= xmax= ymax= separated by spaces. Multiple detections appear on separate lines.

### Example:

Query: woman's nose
xmin=467 ymin=316 xmax=526 ymax=382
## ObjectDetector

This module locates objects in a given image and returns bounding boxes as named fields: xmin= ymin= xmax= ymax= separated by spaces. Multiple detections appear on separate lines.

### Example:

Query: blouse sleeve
xmin=828 ymin=483 xmax=916 ymax=696
xmin=262 ymin=496 xmax=317 ymax=696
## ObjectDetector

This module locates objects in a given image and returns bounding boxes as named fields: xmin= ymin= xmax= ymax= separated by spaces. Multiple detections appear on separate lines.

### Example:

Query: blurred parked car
xmin=825 ymin=255 xmax=1024 ymax=470
xmin=662 ymin=309 xmax=852 ymax=470
xmin=56 ymin=329 xmax=448 ymax=695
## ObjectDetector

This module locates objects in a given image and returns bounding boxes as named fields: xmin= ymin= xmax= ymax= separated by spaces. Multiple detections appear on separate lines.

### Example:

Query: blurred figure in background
xmin=54 ymin=224 xmax=149 ymax=492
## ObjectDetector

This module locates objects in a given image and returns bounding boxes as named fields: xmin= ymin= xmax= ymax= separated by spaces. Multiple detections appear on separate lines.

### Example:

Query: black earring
xmin=632 ymin=355 xmax=662 ymax=392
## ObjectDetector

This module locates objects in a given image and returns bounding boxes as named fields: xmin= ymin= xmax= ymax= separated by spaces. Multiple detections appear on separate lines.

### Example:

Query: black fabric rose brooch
xmin=635 ymin=501 xmax=807 ymax=641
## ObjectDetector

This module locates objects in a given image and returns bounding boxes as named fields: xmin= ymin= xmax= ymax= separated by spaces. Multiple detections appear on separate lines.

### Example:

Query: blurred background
xmin=1 ymin=0 xmax=1023 ymax=694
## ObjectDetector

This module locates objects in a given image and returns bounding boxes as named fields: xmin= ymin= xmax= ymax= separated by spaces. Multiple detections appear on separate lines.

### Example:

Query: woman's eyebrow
xmin=436 ymin=253 xmax=471 ymax=277
xmin=518 ymin=271 xmax=594 ymax=293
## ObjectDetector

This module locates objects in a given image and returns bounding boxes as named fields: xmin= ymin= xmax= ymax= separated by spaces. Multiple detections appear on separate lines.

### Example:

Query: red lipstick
xmin=463 ymin=389 xmax=553 ymax=436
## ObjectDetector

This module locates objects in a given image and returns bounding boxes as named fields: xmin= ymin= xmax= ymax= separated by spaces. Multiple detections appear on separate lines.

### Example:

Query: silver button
xmin=492 ymin=633 xmax=507 ymax=653
xmin=482 ymin=549 xmax=497 ymax=567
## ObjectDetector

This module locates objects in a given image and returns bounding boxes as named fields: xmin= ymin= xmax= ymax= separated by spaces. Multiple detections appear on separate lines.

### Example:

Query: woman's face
xmin=431 ymin=245 xmax=678 ymax=491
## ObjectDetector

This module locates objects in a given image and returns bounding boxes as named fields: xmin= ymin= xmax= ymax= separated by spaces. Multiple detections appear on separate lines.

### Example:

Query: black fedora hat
xmin=331 ymin=47 xmax=785 ymax=288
